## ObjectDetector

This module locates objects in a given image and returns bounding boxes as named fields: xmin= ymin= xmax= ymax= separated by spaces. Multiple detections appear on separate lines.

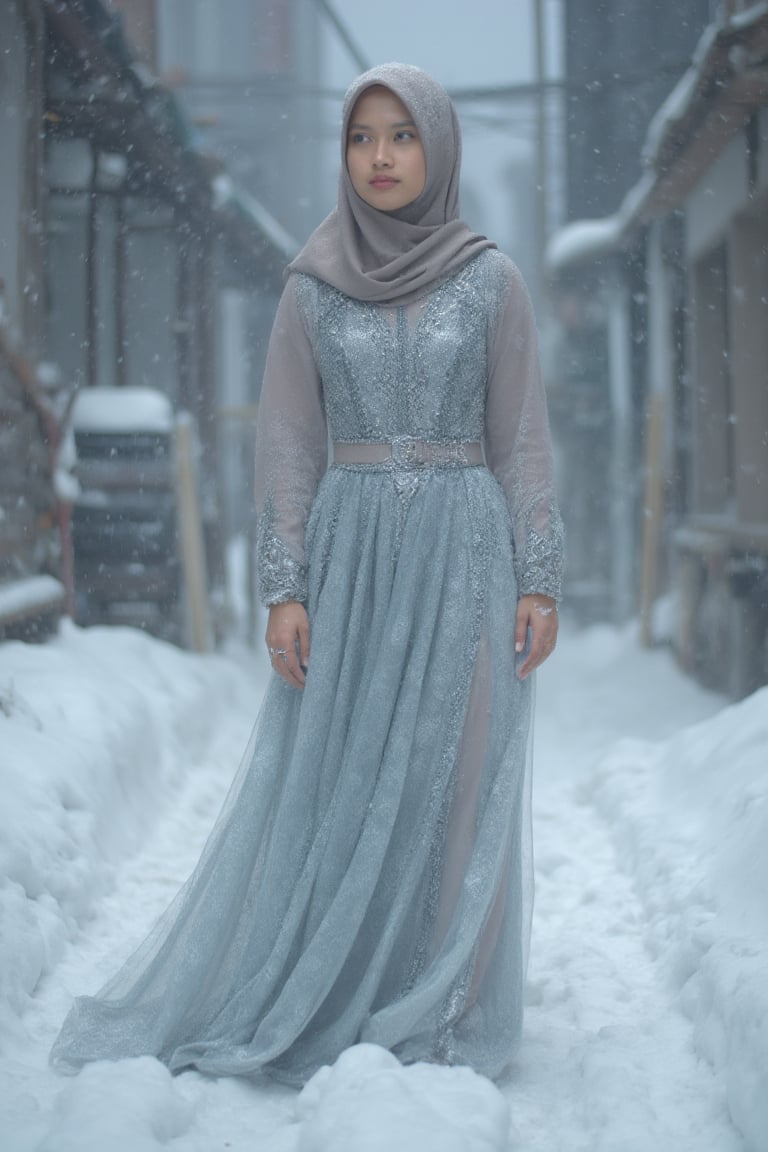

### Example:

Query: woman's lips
xmin=369 ymin=177 xmax=398 ymax=188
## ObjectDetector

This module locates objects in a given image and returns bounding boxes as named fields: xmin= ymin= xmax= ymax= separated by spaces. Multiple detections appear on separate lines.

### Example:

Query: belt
xmin=332 ymin=438 xmax=484 ymax=468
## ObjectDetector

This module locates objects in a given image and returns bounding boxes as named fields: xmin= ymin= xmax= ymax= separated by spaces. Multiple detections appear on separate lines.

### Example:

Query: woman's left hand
xmin=515 ymin=594 xmax=558 ymax=680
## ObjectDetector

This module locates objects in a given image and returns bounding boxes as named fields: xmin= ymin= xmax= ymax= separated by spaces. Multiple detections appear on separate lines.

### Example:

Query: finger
xmin=298 ymin=615 xmax=310 ymax=670
xmin=518 ymin=647 xmax=545 ymax=679
xmin=517 ymin=647 xmax=538 ymax=679
xmin=529 ymin=638 xmax=549 ymax=674
xmin=272 ymin=628 xmax=305 ymax=688
xmin=282 ymin=647 xmax=306 ymax=689
xmin=271 ymin=650 xmax=305 ymax=690
xmin=517 ymin=621 xmax=556 ymax=679
xmin=514 ymin=604 xmax=530 ymax=654
xmin=266 ymin=621 xmax=304 ymax=688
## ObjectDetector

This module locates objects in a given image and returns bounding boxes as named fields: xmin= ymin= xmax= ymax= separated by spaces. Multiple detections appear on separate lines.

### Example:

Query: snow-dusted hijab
xmin=288 ymin=62 xmax=495 ymax=304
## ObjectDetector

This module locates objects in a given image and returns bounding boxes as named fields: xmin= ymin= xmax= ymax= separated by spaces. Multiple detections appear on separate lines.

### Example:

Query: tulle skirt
xmin=51 ymin=463 xmax=534 ymax=1084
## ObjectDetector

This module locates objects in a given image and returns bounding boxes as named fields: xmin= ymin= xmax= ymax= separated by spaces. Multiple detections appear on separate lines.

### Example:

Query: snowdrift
xmin=589 ymin=686 xmax=768 ymax=1151
xmin=0 ymin=620 xmax=252 ymax=1037
xmin=1 ymin=617 xmax=766 ymax=1151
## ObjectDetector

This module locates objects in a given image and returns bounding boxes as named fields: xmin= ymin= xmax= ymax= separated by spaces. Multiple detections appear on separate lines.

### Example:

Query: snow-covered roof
xmin=71 ymin=387 xmax=174 ymax=434
xmin=642 ymin=59 xmax=705 ymax=169
xmin=547 ymin=6 xmax=768 ymax=275
xmin=643 ymin=6 xmax=768 ymax=192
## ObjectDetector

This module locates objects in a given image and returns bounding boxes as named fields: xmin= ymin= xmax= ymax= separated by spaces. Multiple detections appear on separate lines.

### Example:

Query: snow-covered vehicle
xmin=69 ymin=387 xmax=181 ymax=640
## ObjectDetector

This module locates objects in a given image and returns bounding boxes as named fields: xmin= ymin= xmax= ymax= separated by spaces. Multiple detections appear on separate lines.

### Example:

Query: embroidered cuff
xmin=258 ymin=522 xmax=308 ymax=607
xmin=515 ymin=504 xmax=565 ymax=602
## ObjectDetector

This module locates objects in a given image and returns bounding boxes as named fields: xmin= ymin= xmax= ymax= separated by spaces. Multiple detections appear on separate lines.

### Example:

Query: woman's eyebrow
xmin=349 ymin=120 xmax=416 ymax=130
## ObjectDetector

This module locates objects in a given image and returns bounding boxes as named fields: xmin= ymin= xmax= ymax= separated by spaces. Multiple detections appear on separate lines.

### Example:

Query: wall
xmin=0 ymin=1 xmax=58 ymax=605
xmin=563 ymin=0 xmax=711 ymax=220
xmin=0 ymin=0 xmax=44 ymax=351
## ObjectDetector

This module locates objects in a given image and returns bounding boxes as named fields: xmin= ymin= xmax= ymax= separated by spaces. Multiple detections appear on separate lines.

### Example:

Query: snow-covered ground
xmin=0 ymin=612 xmax=765 ymax=1151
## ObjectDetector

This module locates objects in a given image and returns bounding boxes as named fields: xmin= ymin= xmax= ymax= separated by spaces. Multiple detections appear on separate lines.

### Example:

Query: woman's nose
xmin=373 ymin=139 xmax=392 ymax=166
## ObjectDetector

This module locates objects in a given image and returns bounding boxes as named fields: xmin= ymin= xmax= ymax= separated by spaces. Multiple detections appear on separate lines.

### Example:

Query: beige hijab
xmin=288 ymin=63 xmax=495 ymax=304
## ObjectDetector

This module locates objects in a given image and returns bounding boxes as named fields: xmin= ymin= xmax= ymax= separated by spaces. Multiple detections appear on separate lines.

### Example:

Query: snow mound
xmin=37 ymin=1057 xmax=195 ymax=1152
xmin=587 ymin=686 xmax=768 ymax=1152
xmin=294 ymin=1044 xmax=510 ymax=1151
xmin=0 ymin=620 xmax=252 ymax=1038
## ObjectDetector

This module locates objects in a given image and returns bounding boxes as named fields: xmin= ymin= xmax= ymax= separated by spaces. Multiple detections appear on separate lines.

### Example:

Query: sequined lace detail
xmin=518 ymin=502 xmax=565 ymax=600
xmin=258 ymin=501 xmax=308 ymax=605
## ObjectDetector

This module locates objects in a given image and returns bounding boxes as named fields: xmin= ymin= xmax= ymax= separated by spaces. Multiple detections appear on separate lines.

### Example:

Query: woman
xmin=51 ymin=63 xmax=563 ymax=1085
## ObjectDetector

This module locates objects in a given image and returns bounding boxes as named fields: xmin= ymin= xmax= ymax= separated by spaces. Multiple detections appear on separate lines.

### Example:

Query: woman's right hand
xmin=266 ymin=601 xmax=310 ymax=689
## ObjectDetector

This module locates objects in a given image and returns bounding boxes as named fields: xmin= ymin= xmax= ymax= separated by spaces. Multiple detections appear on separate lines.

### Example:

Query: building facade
xmin=0 ymin=0 xmax=298 ymax=643
xmin=548 ymin=0 xmax=724 ymax=623
xmin=0 ymin=0 xmax=64 ymax=637
xmin=548 ymin=0 xmax=768 ymax=696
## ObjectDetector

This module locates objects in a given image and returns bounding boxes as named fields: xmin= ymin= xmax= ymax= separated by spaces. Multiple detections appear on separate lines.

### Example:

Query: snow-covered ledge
xmin=545 ymin=173 xmax=656 ymax=275
xmin=544 ymin=216 xmax=625 ymax=275
xmin=0 ymin=575 xmax=65 ymax=627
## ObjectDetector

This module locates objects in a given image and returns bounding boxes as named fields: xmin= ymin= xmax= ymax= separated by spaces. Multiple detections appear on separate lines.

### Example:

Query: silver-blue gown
xmin=51 ymin=249 xmax=564 ymax=1084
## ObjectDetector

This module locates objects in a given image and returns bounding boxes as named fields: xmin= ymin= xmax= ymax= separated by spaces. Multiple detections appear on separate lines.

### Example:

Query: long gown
xmin=51 ymin=248 xmax=564 ymax=1085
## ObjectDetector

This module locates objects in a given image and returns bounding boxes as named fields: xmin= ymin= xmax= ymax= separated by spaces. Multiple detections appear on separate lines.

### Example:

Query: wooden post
xmin=195 ymin=222 xmax=226 ymax=594
xmin=86 ymin=147 xmax=99 ymax=389
xmin=174 ymin=414 xmax=212 ymax=652
xmin=22 ymin=0 xmax=45 ymax=356
xmin=114 ymin=193 xmax=128 ymax=388
xmin=175 ymin=220 xmax=194 ymax=413
xmin=607 ymin=275 xmax=634 ymax=623
xmin=640 ymin=221 xmax=676 ymax=647
xmin=639 ymin=390 xmax=665 ymax=646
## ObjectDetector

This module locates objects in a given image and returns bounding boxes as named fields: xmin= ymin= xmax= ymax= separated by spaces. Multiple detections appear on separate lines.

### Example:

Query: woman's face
xmin=346 ymin=86 xmax=426 ymax=212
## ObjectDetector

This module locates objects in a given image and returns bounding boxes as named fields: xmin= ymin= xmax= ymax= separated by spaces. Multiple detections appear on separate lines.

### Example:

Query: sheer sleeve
xmin=484 ymin=257 xmax=564 ymax=601
xmin=255 ymin=275 xmax=327 ymax=607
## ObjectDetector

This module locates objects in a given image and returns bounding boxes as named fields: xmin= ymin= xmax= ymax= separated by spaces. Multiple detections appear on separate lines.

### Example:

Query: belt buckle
xmin=391 ymin=436 xmax=420 ymax=468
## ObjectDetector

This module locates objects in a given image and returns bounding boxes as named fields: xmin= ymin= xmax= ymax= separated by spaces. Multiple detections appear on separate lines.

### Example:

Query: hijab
xmin=287 ymin=62 xmax=495 ymax=304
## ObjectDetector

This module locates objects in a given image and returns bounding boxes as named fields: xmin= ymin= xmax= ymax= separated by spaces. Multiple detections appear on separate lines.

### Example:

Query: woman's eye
xmin=349 ymin=133 xmax=368 ymax=145
xmin=395 ymin=130 xmax=415 ymax=142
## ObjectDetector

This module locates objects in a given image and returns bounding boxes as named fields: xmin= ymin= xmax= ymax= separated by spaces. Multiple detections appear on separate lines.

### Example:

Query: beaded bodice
xmin=295 ymin=254 xmax=496 ymax=444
